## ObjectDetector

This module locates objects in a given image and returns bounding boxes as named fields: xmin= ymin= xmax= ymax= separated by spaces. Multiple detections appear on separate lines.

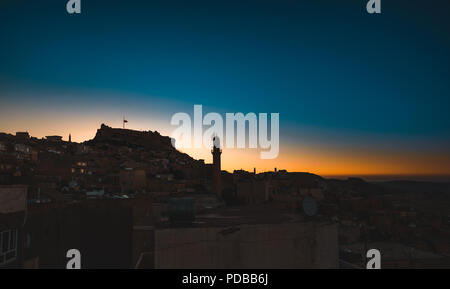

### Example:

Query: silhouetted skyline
xmin=1 ymin=0 xmax=450 ymax=176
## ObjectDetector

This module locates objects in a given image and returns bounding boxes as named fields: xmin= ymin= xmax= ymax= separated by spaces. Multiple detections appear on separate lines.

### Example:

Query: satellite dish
xmin=302 ymin=196 xmax=318 ymax=217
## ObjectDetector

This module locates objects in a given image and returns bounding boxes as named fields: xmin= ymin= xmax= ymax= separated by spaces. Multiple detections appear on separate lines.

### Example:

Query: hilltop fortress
xmin=90 ymin=124 xmax=174 ymax=151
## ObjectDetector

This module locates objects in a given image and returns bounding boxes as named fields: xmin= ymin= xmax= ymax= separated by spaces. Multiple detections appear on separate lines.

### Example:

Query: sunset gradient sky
xmin=1 ymin=0 xmax=450 ymax=178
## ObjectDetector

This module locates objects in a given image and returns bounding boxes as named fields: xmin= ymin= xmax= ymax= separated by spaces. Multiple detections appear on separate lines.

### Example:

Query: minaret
xmin=69 ymin=134 xmax=72 ymax=143
xmin=212 ymin=136 xmax=222 ymax=198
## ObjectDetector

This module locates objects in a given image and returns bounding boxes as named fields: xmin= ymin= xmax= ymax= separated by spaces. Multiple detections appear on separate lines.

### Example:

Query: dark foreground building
xmin=0 ymin=185 xmax=26 ymax=268
xmin=1 ymin=185 xmax=152 ymax=269
xmin=23 ymin=201 xmax=134 ymax=268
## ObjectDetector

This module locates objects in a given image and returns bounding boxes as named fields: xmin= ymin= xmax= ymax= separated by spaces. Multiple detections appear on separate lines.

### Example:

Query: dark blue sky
xmin=1 ymin=0 xmax=449 ymax=175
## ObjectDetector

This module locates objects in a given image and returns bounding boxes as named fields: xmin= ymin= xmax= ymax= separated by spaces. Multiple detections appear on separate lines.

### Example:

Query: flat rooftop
xmin=157 ymin=203 xmax=332 ymax=228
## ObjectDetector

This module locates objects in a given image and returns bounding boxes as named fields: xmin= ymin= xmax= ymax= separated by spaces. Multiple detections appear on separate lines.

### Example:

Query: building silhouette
xmin=212 ymin=136 xmax=222 ymax=198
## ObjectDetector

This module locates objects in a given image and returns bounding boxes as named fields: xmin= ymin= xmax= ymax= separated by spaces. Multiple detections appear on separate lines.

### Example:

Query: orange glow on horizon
xmin=178 ymin=143 xmax=450 ymax=177
xmin=1 ymin=118 xmax=449 ymax=177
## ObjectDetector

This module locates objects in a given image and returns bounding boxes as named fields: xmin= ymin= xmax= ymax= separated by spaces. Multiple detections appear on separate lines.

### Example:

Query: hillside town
xmin=1 ymin=124 xmax=449 ymax=268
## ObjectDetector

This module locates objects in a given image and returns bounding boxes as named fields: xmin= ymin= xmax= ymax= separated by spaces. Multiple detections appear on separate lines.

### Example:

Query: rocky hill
xmin=88 ymin=124 xmax=175 ymax=151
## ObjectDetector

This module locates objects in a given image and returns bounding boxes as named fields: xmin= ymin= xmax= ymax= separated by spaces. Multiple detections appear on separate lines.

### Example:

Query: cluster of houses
xmin=1 ymin=125 xmax=449 ymax=268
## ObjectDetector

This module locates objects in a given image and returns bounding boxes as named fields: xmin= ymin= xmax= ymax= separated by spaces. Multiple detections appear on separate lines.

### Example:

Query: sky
xmin=1 ymin=0 xmax=450 ymax=178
